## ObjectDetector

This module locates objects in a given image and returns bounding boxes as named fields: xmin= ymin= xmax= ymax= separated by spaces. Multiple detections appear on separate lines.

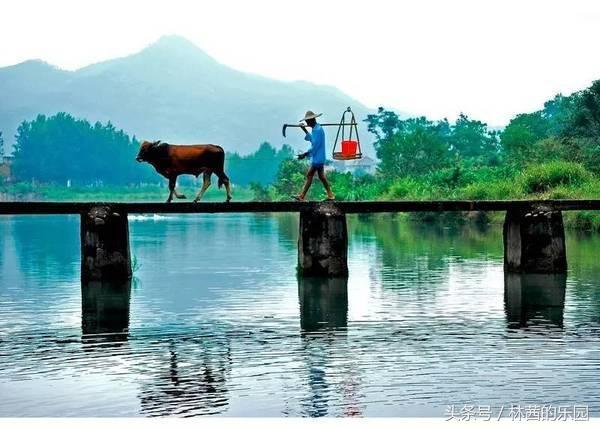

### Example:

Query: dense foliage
xmin=253 ymin=80 xmax=600 ymax=231
xmin=227 ymin=142 xmax=294 ymax=186
xmin=12 ymin=113 xmax=150 ymax=185
xmin=10 ymin=113 xmax=294 ymax=187
xmin=3 ymin=78 xmax=600 ymax=230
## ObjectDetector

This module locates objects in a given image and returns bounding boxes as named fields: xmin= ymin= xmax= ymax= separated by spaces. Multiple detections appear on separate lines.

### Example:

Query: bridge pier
xmin=503 ymin=208 xmax=567 ymax=273
xmin=298 ymin=204 xmax=349 ymax=277
xmin=80 ymin=205 xmax=132 ymax=281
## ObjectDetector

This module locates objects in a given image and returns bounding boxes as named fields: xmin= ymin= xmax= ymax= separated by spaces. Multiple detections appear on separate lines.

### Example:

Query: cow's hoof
xmin=225 ymin=197 xmax=232 ymax=203
xmin=176 ymin=194 xmax=187 ymax=199
xmin=166 ymin=199 xmax=172 ymax=203
xmin=192 ymin=198 xmax=200 ymax=203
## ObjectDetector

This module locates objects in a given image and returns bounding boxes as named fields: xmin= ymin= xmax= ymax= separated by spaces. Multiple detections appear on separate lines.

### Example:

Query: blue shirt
xmin=304 ymin=123 xmax=326 ymax=166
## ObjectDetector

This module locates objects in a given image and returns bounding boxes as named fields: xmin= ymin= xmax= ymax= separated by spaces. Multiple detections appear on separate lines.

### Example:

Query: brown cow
xmin=136 ymin=140 xmax=232 ymax=203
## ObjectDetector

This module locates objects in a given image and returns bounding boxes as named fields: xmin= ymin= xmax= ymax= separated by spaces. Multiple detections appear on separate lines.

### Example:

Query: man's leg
xmin=317 ymin=167 xmax=335 ymax=199
xmin=298 ymin=166 xmax=317 ymax=200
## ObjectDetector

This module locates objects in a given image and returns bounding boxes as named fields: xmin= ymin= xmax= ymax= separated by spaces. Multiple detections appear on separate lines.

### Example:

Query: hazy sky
xmin=2 ymin=0 xmax=600 ymax=126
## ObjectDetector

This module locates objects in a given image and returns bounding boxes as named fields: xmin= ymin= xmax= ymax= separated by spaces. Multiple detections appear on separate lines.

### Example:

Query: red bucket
xmin=341 ymin=140 xmax=358 ymax=156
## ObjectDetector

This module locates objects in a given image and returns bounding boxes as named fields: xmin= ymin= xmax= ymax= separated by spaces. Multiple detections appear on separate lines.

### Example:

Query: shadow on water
xmin=504 ymin=272 xmax=567 ymax=329
xmin=81 ymin=279 xmax=132 ymax=344
xmin=297 ymin=276 xmax=361 ymax=417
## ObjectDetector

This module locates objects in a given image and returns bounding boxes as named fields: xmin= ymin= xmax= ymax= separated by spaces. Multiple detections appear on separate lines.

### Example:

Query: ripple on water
xmin=0 ymin=214 xmax=599 ymax=417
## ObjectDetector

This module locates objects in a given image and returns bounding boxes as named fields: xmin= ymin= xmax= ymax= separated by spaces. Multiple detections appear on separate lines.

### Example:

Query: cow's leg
xmin=167 ymin=176 xmax=186 ymax=200
xmin=224 ymin=181 xmax=232 ymax=202
xmin=167 ymin=176 xmax=176 ymax=203
xmin=193 ymin=172 xmax=212 ymax=203
xmin=216 ymin=171 xmax=232 ymax=202
xmin=173 ymin=188 xmax=187 ymax=199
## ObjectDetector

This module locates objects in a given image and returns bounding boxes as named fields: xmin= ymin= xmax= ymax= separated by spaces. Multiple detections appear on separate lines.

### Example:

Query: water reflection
xmin=504 ymin=273 xmax=567 ymax=329
xmin=81 ymin=279 xmax=131 ymax=343
xmin=2 ymin=215 xmax=600 ymax=416
xmin=137 ymin=336 xmax=231 ymax=416
xmin=297 ymin=276 xmax=355 ymax=417
xmin=298 ymin=276 xmax=348 ymax=332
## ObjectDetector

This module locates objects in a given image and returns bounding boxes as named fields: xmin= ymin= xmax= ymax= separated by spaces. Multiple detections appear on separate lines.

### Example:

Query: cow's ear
xmin=153 ymin=140 xmax=161 ymax=145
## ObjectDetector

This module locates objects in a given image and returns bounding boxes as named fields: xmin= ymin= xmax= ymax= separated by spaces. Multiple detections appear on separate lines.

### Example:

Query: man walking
xmin=293 ymin=110 xmax=335 ymax=201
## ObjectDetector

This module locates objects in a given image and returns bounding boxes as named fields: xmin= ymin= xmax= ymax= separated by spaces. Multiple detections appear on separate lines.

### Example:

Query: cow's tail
xmin=216 ymin=147 xmax=228 ymax=189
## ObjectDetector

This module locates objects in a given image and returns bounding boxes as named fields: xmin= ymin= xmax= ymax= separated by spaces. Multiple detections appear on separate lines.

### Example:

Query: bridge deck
xmin=0 ymin=199 xmax=599 ymax=215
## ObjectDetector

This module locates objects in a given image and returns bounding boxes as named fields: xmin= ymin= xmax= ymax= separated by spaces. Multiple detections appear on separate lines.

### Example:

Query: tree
xmin=365 ymin=107 xmax=402 ymax=141
xmin=449 ymin=114 xmax=499 ymax=162
xmin=374 ymin=116 xmax=451 ymax=178
xmin=0 ymin=131 xmax=4 ymax=159
xmin=226 ymin=142 xmax=294 ymax=186
xmin=12 ymin=113 xmax=152 ymax=185
xmin=560 ymin=81 xmax=600 ymax=173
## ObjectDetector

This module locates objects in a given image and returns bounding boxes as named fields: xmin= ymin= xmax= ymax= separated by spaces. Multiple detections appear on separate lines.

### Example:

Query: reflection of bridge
xmin=1 ymin=200 xmax=599 ymax=280
xmin=81 ymin=270 xmax=567 ymax=416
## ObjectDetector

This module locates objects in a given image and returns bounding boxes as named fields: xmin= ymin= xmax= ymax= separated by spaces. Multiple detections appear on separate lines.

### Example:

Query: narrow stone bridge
xmin=1 ymin=200 xmax=598 ymax=280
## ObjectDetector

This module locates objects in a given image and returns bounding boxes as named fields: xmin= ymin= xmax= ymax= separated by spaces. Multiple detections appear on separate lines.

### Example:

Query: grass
xmin=0 ymin=182 xmax=254 ymax=202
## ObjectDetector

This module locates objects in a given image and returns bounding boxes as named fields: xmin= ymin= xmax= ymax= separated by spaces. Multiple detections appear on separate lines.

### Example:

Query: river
xmin=0 ymin=213 xmax=599 ymax=417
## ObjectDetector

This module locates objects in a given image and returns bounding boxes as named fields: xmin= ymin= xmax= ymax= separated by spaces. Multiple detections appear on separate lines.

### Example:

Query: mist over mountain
xmin=0 ymin=35 xmax=373 ymax=155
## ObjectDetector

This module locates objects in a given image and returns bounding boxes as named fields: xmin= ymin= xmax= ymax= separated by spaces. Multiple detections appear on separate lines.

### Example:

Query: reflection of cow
xmin=136 ymin=140 xmax=232 ymax=203
xmin=138 ymin=338 xmax=231 ymax=416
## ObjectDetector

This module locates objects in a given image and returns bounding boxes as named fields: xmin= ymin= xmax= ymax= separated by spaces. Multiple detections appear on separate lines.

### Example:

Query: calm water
xmin=0 ymin=213 xmax=599 ymax=417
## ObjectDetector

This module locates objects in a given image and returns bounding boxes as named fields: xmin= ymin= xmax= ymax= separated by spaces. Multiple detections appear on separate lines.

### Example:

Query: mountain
xmin=0 ymin=35 xmax=373 ymax=155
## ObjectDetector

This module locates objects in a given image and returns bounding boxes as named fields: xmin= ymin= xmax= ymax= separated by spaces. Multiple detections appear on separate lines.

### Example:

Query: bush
xmin=459 ymin=181 xmax=520 ymax=200
xmin=385 ymin=177 xmax=430 ymax=199
xmin=520 ymin=161 xmax=592 ymax=193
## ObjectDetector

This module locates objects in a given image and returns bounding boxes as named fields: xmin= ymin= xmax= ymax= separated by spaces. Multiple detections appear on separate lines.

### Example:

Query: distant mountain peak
xmin=3 ymin=59 xmax=63 ymax=72
xmin=152 ymin=34 xmax=199 ymax=49
xmin=140 ymin=34 xmax=215 ymax=62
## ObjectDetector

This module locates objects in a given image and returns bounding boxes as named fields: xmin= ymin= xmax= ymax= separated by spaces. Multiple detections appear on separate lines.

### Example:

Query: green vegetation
xmin=6 ymin=112 xmax=294 ymax=193
xmin=253 ymin=80 xmax=600 ymax=232
xmin=12 ymin=113 xmax=150 ymax=185
xmin=226 ymin=142 xmax=295 ymax=186
xmin=0 ymin=181 xmax=254 ymax=202
xmin=2 ymin=77 xmax=599 ymax=232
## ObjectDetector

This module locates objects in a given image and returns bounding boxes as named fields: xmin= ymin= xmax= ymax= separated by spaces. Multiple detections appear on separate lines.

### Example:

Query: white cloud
xmin=2 ymin=0 xmax=600 ymax=125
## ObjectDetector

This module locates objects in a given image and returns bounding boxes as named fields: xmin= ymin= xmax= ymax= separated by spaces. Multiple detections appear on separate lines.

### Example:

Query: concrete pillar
xmin=80 ymin=205 xmax=132 ymax=281
xmin=298 ymin=276 xmax=348 ymax=331
xmin=503 ymin=208 xmax=567 ymax=273
xmin=298 ymin=204 xmax=348 ymax=277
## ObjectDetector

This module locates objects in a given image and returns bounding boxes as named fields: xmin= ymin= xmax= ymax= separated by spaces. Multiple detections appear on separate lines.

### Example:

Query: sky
xmin=2 ymin=0 xmax=600 ymax=126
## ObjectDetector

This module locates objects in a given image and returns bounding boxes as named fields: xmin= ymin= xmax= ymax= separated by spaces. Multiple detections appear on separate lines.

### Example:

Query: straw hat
xmin=299 ymin=110 xmax=322 ymax=122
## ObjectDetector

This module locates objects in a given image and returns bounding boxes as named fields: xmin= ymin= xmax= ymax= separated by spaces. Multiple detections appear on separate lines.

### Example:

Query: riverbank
xmin=258 ymin=160 xmax=600 ymax=232
xmin=0 ymin=182 xmax=253 ymax=202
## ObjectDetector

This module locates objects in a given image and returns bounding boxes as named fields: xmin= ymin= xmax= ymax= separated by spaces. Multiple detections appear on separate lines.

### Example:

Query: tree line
xmin=8 ymin=113 xmax=293 ymax=186
xmin=5 ymin=78 xmax=600 ymax=207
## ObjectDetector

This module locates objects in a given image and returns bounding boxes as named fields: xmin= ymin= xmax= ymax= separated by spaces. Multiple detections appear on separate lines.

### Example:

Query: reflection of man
xmin=293 ymin=110 xmax=335 ymax=201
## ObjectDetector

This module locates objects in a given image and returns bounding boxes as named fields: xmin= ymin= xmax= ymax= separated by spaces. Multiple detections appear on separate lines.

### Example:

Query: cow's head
xmin=136 ymin=140 xmax=161 ymax=163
